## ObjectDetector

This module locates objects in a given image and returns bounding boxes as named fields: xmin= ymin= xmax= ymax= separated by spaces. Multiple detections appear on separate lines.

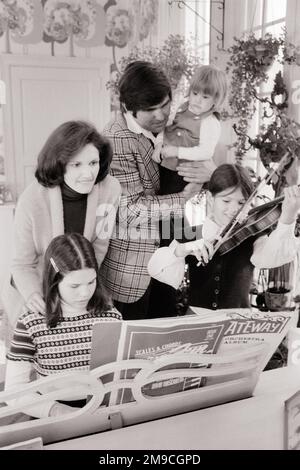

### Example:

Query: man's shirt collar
xmin=124 ymin=112 xmax=163 ymax=146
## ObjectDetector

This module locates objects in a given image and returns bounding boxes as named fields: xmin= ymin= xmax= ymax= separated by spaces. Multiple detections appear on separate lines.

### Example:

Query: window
xmin=243 ymin=0 xmax=287 ymax=177
xmin=185 ymin=0 xmax=211 ymax=64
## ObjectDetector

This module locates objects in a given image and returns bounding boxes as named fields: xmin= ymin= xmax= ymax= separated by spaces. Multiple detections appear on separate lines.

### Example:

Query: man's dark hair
xmin=35 ymin=120 xmax=112 ymax=187
xmin=118 ymin=61 xmax=172 ymax=116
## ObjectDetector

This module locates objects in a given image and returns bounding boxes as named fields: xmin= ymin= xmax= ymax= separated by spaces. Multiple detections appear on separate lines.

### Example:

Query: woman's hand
xmin=280 ymin=185 xmax=300 ymax=225
xmin=25 ymin=292 xmax=46 ymax=315
xmin=48 ymin=402 xmax=79 ymax=417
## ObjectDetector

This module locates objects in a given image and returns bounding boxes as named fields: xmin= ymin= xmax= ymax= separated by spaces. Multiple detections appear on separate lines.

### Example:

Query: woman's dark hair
xmin=119 ymin=61 xmax=172 ymax=116
xmin=208 ymin=164 xmax=254 ymax=199
xmin=43 ymin=233 xmax=111 ymax=327
xmin=35 ymin=120 xmax=112 ymax=187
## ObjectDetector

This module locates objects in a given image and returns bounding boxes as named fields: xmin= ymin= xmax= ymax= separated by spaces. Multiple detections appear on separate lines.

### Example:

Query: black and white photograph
xmin=0 ymin=0 xmax=300 ymax=458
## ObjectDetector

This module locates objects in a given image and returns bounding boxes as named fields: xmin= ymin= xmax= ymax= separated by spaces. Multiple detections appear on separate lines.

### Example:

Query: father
xmin=101 ymin=61 xmax=215 ymax=320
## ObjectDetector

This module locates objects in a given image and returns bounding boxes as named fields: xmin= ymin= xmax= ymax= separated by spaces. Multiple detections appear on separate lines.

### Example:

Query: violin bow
xmin=197 ymin=151 xmax=292 ymax=266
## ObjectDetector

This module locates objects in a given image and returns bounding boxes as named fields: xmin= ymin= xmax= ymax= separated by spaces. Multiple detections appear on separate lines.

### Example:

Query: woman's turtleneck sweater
xmin=61 ymin=182 xmax=88 ymax=234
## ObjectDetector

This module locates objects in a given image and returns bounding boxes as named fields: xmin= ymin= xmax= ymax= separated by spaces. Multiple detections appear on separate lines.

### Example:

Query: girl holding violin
xmin=148 ymin=163 xmax=300 ymax=310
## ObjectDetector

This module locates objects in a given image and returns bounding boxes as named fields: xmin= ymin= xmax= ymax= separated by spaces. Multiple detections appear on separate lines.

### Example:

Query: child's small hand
xmin=161 ymin=145 xmax=178 ymax=159
xmin=280 ymin=185 xmax=300 ymax=224
xmin=183 ymin=239 xmax=214 ymax=264
xmin=192 ymin=239 xmax=214 ymax=265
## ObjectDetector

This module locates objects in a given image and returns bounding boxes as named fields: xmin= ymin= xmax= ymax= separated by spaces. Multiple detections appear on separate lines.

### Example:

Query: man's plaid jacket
xmin=100 ymin=113 xmax=186 ymax=303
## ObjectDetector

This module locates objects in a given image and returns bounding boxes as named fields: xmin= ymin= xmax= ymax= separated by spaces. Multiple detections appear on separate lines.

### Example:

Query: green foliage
xmin=106 ymin=34 xmax=202 ymax=100
xmin=225 ymin=31 xmax=295 ymax=162
xmin=250 ymin=111 xmax=300 ymax=166
xmin=233 ymin=71 xmax=300 ymax=195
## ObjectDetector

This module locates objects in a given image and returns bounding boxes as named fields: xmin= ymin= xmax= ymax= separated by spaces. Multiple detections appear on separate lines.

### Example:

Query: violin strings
xmin=212 ymin=151 xmax=291 ymax=255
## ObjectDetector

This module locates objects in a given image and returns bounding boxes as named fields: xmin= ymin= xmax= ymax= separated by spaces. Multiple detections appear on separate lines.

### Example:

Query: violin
xmin=211 ymin=151 xmax=294 ymax=257
xmin=195 ymin=195 xmax=284 ymax=266
xmin=217 ymin=195 xmax=283 ymax=255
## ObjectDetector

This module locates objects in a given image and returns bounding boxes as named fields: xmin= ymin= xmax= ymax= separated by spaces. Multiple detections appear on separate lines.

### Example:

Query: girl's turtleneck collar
xmin=61 ymin=181 xmax=88 ymax=202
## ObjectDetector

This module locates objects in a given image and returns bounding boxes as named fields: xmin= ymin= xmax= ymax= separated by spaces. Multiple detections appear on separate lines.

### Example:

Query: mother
xmin=2 ymin=120 xmax=121 ymax=327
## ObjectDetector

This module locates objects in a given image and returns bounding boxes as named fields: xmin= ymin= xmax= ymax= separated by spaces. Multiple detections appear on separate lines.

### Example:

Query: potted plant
xmin=239 ymin=70 xmax=300 ymax=313
xmin=238 ymin=71 xmax=300 ymax=195
xmin=264 ymin=264 xmax=294 ymax=311
xmin=224 ymin=32 xmax=293 ymax=162
xmin=106 ymin=34 xmax=202 ymax=108
xmin=225 ymin=35 xmax=300 ymax=312
xmin=253 ymin=266 xmax=294 ymax=312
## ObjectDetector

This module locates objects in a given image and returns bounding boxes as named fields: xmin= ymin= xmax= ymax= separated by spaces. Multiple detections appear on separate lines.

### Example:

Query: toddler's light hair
xmin=188 ymin=64 xmax=227 ymax=110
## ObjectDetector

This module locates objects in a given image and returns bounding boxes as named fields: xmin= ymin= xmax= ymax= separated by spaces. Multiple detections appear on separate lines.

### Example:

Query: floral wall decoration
xmin=104 ymin=0 xmax=158 ymax=111
xmin=0 ymin=0 xmax=161 ymax=178
xmin=104 ymin=0 xmax=134 ymax=49
xmin=42 ymin=0 xmax=106 ymax=56
xmin=0 ymin=1 xmax=159 ymax=60
xmin=0 ymin=0 xmax=43 ymax=53
xmin=104 ymin=0 xmax=158 ymax=48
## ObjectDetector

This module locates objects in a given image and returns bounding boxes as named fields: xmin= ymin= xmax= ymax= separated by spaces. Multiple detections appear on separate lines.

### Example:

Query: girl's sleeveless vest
xmin=160 ymin=103 xmax=216 ymax=194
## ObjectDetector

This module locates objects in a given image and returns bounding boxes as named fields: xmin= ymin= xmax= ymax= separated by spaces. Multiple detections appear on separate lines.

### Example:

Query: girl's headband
xmin=50 ymin=257 xmax=59 ymax=273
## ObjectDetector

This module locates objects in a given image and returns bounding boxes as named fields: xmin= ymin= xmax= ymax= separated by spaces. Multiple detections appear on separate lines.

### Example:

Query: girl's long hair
xmin=208 ymin=163 xmax=254 ymax=199
xmin=43 ymin=233 xmax=111 ymax=327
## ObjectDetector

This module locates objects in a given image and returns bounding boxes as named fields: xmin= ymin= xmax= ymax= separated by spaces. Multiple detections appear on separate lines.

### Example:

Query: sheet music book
xmin=0 ymin=309 xmax=294 ymax=448
xmin=91 ymin=308 xmax=293 ymax=404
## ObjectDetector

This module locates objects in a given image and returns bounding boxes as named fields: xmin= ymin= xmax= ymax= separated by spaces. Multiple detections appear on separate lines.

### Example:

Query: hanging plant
xmin=234 ymin=71 xmax=300 ymax=195
xmin=224 ymin=32 xmax=292 ymax=162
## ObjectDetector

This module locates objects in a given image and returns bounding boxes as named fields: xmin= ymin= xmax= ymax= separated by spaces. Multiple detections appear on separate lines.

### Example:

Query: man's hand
xmin=181 ymin=183 xmax=203 ymax=201
xmin=25 ymin=292 xmax=46 ymax=315
xmin=280 ymin=185 xmax=300 ymax=225
xmin=177 ymin=160 xmax=217 ymax=183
